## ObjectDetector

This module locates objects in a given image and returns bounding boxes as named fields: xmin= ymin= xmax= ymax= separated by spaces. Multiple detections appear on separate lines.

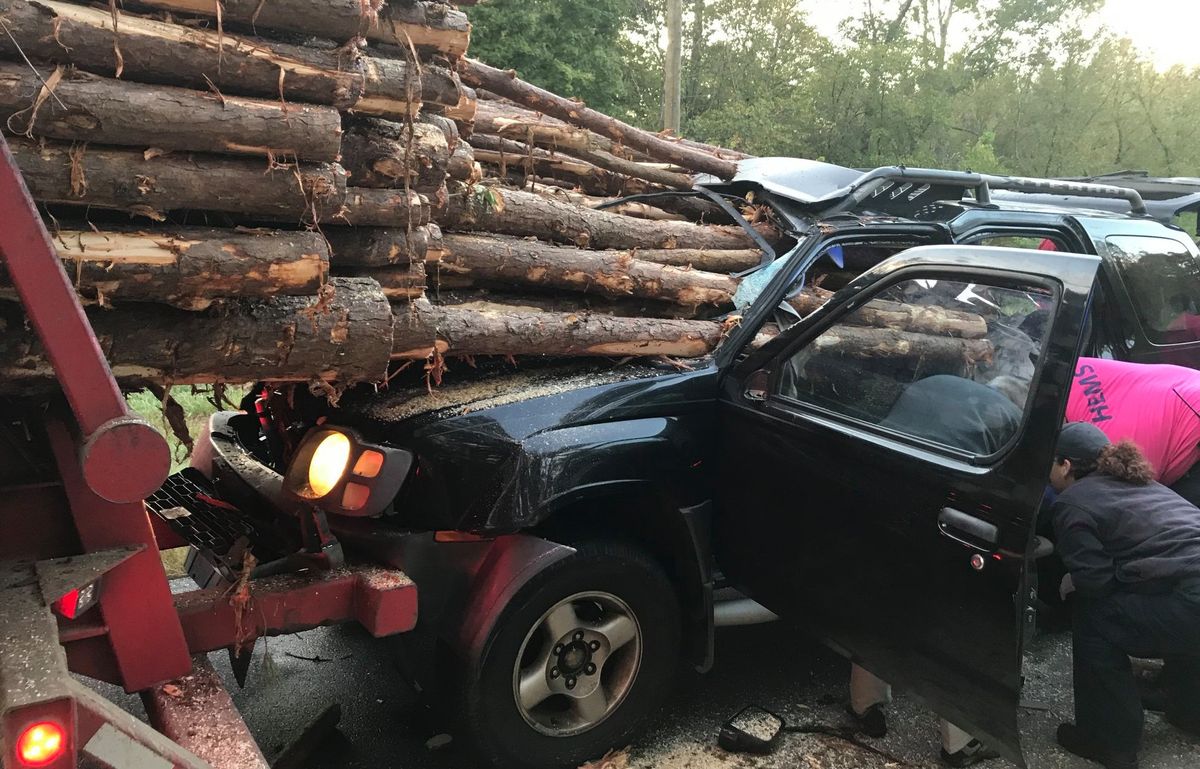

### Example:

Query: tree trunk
xmin=10 ymin=138 xmax=347 ymax=222
xmin=460 ymin=59 xmax=739 ymax=179
xmin=326 ymin=224 xmax=442 ymax=266
xmin=10 ymin=225 xmax=328 ymax=310
xmin=0 ymin=0 xmax=365 ymax=109
xmin=390 ymin=299 xmax=723 ymax=360
xmin=788 ymin=286 xmax=988 ymax=338
xmin=528 ymin=183 xmax=687 ymax=221
xmin=341 ymin=118 xmax=449 ymax=191
xmin=440 ymin=186 xmax=758 ymax=250
xmin=446 ymin=141 xmax=478 ymax=182
xmin=339 ymin=262 xmax=425 ymax=301
xmin=0 ymin=277 xmax=392 ymax=388
xmin=439 ymin=234 xmax=737 ymax=306
xmin=335 ymin=188 xmax=430 ymax=227
xmin=418 ymin=113 xmax=461 ymax=150
xmin=471 ymin=138 xmax=634 ymax=197
xmin=357 ymin=57 xmax=463 ymax=117
xmin=629 ymin=247 xmax=761 ymax=272
xmin=434 ymin=290 xmax=704 ymax=320
xmin=130 ymin=0 xmax=471 ymax=57
xmin=0 ymin=63 xmax=341 ymax=161
xmin=808 ymin=325 xmax=993 ymax=365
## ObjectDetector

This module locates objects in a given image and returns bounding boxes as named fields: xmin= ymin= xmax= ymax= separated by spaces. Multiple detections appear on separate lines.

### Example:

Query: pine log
xmin=11 ymin=139 xmax=347 ymax=222
xmin=434 ymin=290 xmax=703 ymax=320
xmin=788 ymin=287 xmax=988 ymax=338
xmin=0 ymin=277 xmax=393 ymax=387
xmin=326 ymin=224 xmax=442 ymax=266
xmin=809 ymin=326 xmax=993 ymax=366
xmin=461 ymin=59 xmax=739 ymax=179
xmin=390 ymin=299 xmax=724 ymax=360
xmin=418 ymin=113 xmax=461 ymax=150
xmin=436 ymin=85 xmax=477 ymax=127
xmin=447 ymin=141 xmax=478 ymax=182
xmin=339 ymin=262 xmax=426 ymax=301
xmin=440 ymin=186 xmax=758 ymax=250
xmin=335 ymin=188 xmax=431 ymax=227
xmin=439 ymin=234 xmax=737 ymax=307
xmin=528 ymin=183 xmax=686 ymax=221
xmin=359 ymin=58 xmax=462 ymax=116
xmin=0 ymin=0 xmax=362 ymax=110
xmin=1 ymin=226 xmax=328 ymax=310
xmin=341 ymin=118 xmax=449 ymax=191
xmin=130 ymin=0 xmax=471 ymax=58
xmin=0 ymin=63 xmax=341 ymax=161
xmin=630 ymin=247 xmax=762 ymax=272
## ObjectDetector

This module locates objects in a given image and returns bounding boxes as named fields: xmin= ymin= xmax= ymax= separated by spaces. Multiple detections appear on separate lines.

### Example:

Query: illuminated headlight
xmin=283 ymin=427 xmax=413 ymax=517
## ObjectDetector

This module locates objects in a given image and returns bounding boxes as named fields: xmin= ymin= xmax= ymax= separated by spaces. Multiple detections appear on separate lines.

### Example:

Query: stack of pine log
xmin=0 ymin=0 xmax=991 ymax=393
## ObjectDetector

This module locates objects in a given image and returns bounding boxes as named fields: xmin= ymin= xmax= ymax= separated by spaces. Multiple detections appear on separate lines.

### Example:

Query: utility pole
xmin=663 ymin=0 xmax=682 ymax=134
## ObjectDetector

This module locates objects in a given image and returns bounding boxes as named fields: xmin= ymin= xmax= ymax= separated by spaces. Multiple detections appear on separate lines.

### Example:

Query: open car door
xmin=713 ymin=244 xmax=1101 ymax=766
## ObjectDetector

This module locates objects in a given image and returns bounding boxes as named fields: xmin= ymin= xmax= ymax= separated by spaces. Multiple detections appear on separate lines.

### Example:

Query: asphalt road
xmin=93 ymin=616 xmax=1200 ymax=769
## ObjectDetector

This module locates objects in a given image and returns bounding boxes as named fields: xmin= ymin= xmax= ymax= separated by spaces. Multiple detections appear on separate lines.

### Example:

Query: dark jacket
xmin=1052 ymin=474 xmax=1200 ymax=596
xmin=880 ymin=375 xmax=1021 ymax=455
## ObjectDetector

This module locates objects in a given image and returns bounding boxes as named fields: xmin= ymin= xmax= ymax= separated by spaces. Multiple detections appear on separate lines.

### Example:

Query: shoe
xmin=1056 ymin=723 xmax=1139 ymax=769
xmin=940 ymin=739 xmax=1000 ymax=767
xmin=845 ymin=703 xmax=887 ymax=738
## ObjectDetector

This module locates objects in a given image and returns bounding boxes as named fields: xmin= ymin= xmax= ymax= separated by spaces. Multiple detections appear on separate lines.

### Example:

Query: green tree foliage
xmin=464 ymin=0 xmax=641 ymax=114
xmin=467 ymin=0 xmax=1200 ymax=177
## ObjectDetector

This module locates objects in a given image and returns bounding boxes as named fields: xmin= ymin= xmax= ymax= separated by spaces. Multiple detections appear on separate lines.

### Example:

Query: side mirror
xmin=744 ymin=369 xmax=770 ymax=402
xmin=718 ymin=705 xmax=785 ymax=754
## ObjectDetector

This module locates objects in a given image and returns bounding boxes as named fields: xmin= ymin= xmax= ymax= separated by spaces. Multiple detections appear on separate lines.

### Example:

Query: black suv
xmin=183 ymin=160 xmax=1200 ymax=768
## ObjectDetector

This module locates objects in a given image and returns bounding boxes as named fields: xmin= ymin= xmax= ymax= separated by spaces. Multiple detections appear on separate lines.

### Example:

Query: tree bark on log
xmin=341 ymin=118 xmax=449 ymax=191
xmin=0 ymin=0 xmax=365 ymax=110
xmin=461 ymin=59 xmax=739 ymax=180
xmin=528 ymin=183 xmax=687 ymax=221
xmin=807 ymin=326 xmax=993 ymax=366
xmin=326 ymin=224 xmax=442 ymax=266
xmin=130 ymin=0 xmax=471 ymax=57
xmin=0 ymin=277 xmax=393 ymax=388
xmin=11 ymin=139 xmax=347 ymax=222
xmin=418 ymin=113 xmax=461 ymax=150
xmin=0 ymin=63 xmax=342 ymax=161
xmin=335 ymin=188 xmax=430 ymax=227
xmin=439 ymin=234 xmax=737 ymax=307
xmin=440 ymin=186 xmax=758 ymax=250
xmin=1 ymin=226 xmax=328 ymax=310
xmin=434 ymin=290 xmax=703 ymax=320
xmin=447 ymin=141 xmax=478 ymax=182
xmin=788 ymin=286 xmax=988 ymax=338
xmin=390 ymin=299 xmax=724 ymax=360
xmin=629 ymin=247 xmax=761 ymax=272
xmin=339 ymin=262 xmax=426 ymax=301
xmin=357 ymin=57 xmax=463 ymax=118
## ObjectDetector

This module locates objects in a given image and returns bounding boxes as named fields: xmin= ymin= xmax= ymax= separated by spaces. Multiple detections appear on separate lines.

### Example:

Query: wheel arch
xmin=530 ymin=487 xmax=716 ymax=672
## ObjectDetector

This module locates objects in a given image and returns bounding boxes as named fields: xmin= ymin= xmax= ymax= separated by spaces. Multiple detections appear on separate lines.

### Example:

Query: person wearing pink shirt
xmin=1066 ymin=358 xmax=1200 ymax=506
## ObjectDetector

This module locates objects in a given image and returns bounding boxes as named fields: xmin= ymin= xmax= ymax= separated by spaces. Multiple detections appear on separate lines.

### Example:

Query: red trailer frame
xmin=0 ymin=135 xmax=418 ymax=769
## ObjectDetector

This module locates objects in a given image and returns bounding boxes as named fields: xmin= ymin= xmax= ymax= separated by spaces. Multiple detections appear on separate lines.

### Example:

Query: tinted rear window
xmin=1105 ymin=235 xmax=1200 ymax=345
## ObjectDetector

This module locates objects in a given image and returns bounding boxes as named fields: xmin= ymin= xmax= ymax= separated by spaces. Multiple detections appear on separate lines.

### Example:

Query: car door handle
xmin=938 ymin=507 xmax=999 ymax=551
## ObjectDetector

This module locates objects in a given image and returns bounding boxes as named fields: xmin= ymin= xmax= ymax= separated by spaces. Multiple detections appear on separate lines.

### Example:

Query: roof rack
xmin=829 ymin=166 xmax=1148 ymax=216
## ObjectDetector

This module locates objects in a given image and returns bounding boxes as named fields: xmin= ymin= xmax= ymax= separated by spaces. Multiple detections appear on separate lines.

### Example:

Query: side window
xmin=1104 ymin=235 xmax=1200 ymax=345
xmin=971 ymin=234 xmax=1067 ymax=253
xmin=776 ymin=276 xmax=1057 ymax=456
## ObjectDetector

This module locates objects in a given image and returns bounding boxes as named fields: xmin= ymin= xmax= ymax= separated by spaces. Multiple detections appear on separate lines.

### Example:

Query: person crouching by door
xmin=1049 ymin=422 xmax=1200 ymax=769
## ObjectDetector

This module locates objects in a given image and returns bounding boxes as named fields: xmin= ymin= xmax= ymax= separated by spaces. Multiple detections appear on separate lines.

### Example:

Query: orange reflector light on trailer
xmin=17 ymin=721 xmax=66 ymax=767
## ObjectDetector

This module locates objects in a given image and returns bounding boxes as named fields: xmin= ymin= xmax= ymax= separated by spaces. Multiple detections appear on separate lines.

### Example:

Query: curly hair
xmin=1067 ymin=439 xmax=1156 ymax=486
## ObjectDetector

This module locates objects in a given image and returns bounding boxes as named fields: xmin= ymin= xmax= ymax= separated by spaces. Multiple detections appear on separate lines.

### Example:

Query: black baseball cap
xmin=1056 ymin=422 xmax=1111 ymax=462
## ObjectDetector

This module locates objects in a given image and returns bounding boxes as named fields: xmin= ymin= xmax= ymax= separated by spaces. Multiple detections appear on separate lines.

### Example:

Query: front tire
xmin=460 ymin=541 xmax=681 ymax=769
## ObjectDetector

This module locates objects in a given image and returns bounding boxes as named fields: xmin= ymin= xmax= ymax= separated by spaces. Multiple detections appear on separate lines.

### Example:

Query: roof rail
xmin=828 ymin=166 xmax=1148 ymax=216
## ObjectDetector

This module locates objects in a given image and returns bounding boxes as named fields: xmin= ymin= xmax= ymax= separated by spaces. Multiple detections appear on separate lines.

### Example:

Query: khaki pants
xmin=850 ymin=664 xmax=975 ymax=754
